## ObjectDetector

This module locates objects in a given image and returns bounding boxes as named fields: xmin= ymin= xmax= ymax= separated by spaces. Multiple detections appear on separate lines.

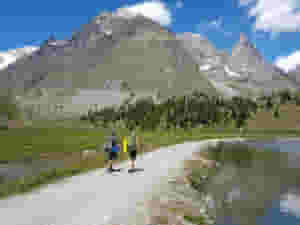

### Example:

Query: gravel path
xmin=0 ymin=138 xmax=244 ymax=225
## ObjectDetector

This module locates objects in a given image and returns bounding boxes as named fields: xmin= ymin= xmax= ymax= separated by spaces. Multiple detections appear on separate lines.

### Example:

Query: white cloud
xmin=275 ymin=51 xmax=300 ymax=73
xmin=239 ymin=0 xmax=300 ymax=34
xmin=175 ymin=0 xmax=184 ymax=9
xmin=0 ymin=46 xmax=39 ymax=71
xmin=116 ymin=1 xmax=172 ymax=26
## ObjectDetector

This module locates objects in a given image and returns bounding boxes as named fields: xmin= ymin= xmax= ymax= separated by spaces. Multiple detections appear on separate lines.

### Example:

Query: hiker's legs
xmin=131 ymin=159 xmax=135 ymax=169
xmin=108 ymin=151 xmax=115 ymax=171
xmin=130 ymin=150 xmax=137 ymax=169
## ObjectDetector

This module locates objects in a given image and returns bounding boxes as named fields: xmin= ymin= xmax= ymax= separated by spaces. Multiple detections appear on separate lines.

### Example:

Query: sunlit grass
xmin=0 ymin=125 xmax=299 ymax=199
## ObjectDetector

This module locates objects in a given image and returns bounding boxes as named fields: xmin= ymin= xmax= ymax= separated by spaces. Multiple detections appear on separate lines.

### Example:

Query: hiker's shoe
xmin=128 ymin=168 xmax=144 ymax=173
xmin=128 ymin=168 xmax=136 ymax=173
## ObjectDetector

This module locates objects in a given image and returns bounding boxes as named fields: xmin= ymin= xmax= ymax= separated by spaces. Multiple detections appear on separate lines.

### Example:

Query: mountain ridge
xmin=0 ymin=10 xmax=218 ymax=101
xmin=0 ymin=10 xmax=298 ymax=102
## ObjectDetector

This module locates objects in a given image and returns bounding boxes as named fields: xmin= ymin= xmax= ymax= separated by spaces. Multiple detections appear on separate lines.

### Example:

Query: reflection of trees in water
xmin=201 ymin=145 xmax=300 ymax=225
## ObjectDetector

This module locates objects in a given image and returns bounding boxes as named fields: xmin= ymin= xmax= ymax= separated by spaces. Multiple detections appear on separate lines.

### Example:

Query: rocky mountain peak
xmin=93 ymin=11 xmax=114 ymax=25
xmin=231 ymin=33 xmax=263 ymax=61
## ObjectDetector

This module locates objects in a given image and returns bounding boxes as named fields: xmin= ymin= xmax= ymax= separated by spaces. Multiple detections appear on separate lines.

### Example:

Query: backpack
xmin=104 ymin=135 xmax=116 ymax=151
xmin=111 ymin=145 xmax=120 ymax=153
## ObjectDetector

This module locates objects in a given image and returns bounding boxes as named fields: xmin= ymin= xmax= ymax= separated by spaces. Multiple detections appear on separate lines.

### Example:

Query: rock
xmin=199 ymin=207 xmax=206 ymax=214
xmin=81 ymin=149 xmax=98 ymax=159
xmin=206 ymin=219 xmax=215 ymax=225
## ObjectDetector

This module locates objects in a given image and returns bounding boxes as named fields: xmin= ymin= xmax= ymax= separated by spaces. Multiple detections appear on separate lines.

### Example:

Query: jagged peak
xmin=232 ymin=32 xmax=260 ymax=58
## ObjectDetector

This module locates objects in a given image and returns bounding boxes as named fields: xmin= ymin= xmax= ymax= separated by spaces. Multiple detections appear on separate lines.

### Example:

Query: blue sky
xmin=1 ymin=0 xmax=300 ymax=72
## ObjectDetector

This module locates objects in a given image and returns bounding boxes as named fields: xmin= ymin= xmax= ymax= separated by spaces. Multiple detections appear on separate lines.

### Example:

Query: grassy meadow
xmin=1 ymin=100 xmax=300 ymax=199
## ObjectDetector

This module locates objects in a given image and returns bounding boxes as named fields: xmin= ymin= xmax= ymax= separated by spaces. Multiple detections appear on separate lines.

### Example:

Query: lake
xmin=199 ymin=139 xmax=300 ymax=225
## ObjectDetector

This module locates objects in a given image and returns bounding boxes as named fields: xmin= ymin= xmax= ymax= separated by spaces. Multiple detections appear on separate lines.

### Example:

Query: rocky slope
xmin=287 ymin=65 xmax=300 ymax=84
xmin=0 ymin=11 xmax=217 ymax=101
xmin=0 ymin=9 xmax=298 ymax=105
xmin=177 ymin=32 xmax=298 ymax=97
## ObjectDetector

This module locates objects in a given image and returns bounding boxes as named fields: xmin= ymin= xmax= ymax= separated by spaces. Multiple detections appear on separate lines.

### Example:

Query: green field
xmin=1 ymin=126 xmax=299 ymax=162
xmin=0 ymin=117 xmax=300 ymax=200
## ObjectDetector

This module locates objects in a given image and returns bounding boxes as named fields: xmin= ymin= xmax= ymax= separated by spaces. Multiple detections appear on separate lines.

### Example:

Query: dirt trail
xmin=0 ymin=138 xmax=244 ymax=225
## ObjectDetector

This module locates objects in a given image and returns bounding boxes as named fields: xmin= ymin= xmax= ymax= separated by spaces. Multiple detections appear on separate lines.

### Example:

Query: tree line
xmin=81 ymin=88 xmax=300 ymax=132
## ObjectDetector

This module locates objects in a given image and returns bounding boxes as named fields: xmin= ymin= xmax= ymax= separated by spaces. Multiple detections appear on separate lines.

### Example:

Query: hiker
xmin=127 ymin=128 xmax=139 ymax=172
xmin=103 ymin=142 xmax=110 ymax=164
xmin=105 ymin=129 xmax=120 ymax=172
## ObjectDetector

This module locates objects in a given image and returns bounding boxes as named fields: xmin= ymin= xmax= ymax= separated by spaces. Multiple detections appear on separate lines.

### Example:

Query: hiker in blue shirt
xmin=105 ymin=129 xmax=120 ymax=172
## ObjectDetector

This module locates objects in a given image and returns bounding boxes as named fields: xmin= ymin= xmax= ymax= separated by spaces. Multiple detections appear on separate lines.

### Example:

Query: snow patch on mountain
xmin=209 ymin=80 xmax=240 ymax=98
xmin=199 ymin=64 xmax=212 ymax=71
xmin=224 ymin=65 xmax=241 ymax=77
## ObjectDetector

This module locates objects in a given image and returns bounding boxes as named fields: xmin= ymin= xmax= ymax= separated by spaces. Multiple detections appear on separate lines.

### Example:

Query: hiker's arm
xmin=136 ymin=135 xmax=140 ymax=151
xmin=138 ymin=135 xmax=143 ymax=152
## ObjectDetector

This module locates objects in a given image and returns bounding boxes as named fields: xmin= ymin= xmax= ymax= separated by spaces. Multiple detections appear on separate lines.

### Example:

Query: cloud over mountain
xmin=0 ymin=46 xmax=39 ymax=70
xmin=116 ymin=0 xmax=172 ymax=26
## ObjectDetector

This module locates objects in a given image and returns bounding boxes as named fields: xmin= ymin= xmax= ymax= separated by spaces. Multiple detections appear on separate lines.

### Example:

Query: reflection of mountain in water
xmin=199 ymin=141 xmax=300 ymax=225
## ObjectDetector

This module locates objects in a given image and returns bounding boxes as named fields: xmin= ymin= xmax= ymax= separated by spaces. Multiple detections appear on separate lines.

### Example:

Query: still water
xmin=202 ymin=139 xmax=300 ymax=225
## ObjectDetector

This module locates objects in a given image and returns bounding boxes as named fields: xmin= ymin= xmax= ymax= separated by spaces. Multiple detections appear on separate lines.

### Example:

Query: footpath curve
xmin=0 ymin=138 xmax=244 ymax=225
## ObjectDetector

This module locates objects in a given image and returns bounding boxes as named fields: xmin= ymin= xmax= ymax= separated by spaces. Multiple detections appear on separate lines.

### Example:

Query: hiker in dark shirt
xmin=127 ymin=129 xmax=139 ymax=172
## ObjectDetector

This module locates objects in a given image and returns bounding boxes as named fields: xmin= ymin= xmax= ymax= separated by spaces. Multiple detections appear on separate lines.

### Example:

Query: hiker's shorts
xmin=109 ymin=151 xmax=118 ymax=160
xmin=129 ymin=146 xmax=137 ymax=160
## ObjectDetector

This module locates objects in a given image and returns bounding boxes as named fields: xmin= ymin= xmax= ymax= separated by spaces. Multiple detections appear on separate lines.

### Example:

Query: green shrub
xmin=0 ymin=95 xmax=22 ymax=120
xmin=184 ymin=215 xmax=206 ymax=225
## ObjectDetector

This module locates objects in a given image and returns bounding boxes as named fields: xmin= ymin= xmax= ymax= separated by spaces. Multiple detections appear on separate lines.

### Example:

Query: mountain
xmin=0 ymin=46 xmax=39 ymax=71
xmin=287 ymin=65 xmax=300 ymax=84
xmin=176 ymin=32 xmax=229 ymax=82
xmin=228 ymin=33 xmax=283 ymax=82
xmin=177 ymin=32 xmax=298 ymax=97
xmin=0 ymin=8 xmax=299 ymax=115
xmin=0 ymin=11 xmax=217 ymax=101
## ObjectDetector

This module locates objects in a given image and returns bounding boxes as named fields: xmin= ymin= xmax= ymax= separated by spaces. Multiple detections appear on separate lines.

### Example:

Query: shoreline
xmin=0 ymin=136 xmax=297 ymax=225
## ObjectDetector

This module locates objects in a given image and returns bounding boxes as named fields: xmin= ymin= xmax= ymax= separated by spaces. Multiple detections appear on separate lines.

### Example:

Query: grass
xmin=1 ymin=125 xmax=300 ymax=161
xmin=0 ymin=124 xmax=300 ymax=200
xmin=0 ymin=168 xmax=82 ymax=199
xmin=183 ymin=215 xmax=206 ymax=225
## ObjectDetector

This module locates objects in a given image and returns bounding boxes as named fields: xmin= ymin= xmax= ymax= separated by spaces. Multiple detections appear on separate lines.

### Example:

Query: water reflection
xmin=199 ymin=141 xmax=300 ymax=225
